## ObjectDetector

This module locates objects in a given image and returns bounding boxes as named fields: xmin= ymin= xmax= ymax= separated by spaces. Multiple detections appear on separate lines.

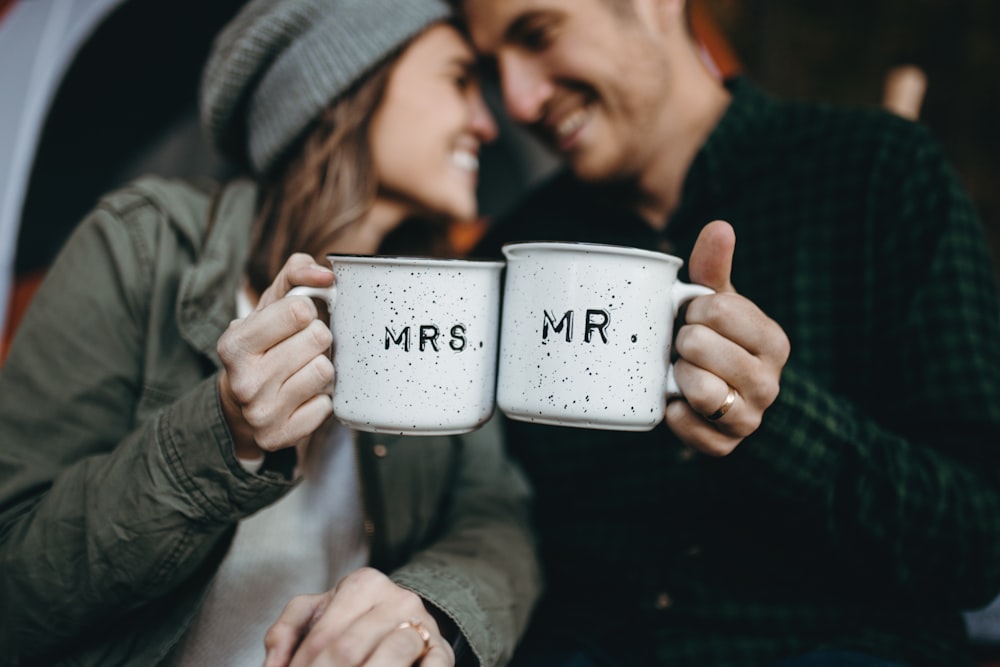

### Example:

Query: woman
xmin=0 ymin=0 xmax=540 ymax=665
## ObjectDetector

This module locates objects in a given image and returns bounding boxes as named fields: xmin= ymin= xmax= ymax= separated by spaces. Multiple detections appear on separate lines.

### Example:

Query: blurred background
xmin=700 ymin=0 xmax=1000 ymax=272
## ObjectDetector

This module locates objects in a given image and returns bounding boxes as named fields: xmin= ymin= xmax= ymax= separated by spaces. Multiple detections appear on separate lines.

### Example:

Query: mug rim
xmin=501 ymin=241 xmax=683 ymax=266
xmin=325 ymin=253 xmax=504 ymax=269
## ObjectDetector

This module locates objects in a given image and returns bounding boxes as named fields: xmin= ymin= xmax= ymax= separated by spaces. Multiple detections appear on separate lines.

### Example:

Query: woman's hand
xmin=263 ymin=567 xmax=455 ymax=667
xmin=217 ymin=253 xmax=336 ymax=459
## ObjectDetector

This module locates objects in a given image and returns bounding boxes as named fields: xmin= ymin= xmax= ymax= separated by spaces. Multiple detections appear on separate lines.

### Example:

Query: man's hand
xmin=263 ymin=567 xmax=455 ymax=667
xmin=217 ymin=253 xmax=336 ymax=459
xmin=666 ymin=221 xmax=790 ymax=456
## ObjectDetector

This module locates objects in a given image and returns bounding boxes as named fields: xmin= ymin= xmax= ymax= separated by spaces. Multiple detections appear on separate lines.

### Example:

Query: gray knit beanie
xmin=201 ymin=0 xmax=451 ymax=176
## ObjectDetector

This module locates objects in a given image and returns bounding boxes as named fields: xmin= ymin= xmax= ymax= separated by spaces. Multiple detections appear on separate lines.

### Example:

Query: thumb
xmin=688 ymin=220 xmax=736 ymax=293
xmin=258 ymin=253 xmax=335 ymax=309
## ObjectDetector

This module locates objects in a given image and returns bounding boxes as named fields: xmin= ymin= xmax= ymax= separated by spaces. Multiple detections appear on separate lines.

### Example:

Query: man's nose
xmin=498 ymin=52 xmax=553 ymax=124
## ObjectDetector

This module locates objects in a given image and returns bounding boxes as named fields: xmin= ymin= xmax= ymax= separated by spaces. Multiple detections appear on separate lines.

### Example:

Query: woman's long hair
xmin=244 ymin=49 xmax=449 ymax=296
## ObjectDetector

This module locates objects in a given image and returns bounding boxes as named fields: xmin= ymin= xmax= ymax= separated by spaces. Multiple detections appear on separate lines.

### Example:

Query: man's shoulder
xmin=719 ymin=85 xmax=947 ymax=196
xmin=766 ymin=91 xmax=938 ymax=159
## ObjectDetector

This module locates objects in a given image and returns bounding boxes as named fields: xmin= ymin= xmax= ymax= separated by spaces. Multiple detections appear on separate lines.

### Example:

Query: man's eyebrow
xmin=504 ymin=10 xmax=563 ymax=44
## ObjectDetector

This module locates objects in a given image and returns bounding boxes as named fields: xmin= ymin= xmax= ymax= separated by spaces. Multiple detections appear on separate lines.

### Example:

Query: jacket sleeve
xmin=389 ymin=415 xmax=542 ymax=667
xmin=0 ymin=204 xmax=295 ymax=661
xmin=734 ymin=130 xmax=1000 ymax=610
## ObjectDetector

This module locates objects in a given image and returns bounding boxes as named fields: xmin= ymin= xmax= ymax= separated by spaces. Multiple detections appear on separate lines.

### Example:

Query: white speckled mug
xmin=497 ymin=242 xmax=714 ymax=431
xmin=288 ymin=255 xmax=504 ymax=435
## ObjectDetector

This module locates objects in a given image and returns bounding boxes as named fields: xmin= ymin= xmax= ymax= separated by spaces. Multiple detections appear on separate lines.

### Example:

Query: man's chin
xmin=568 ymin=154 xmax=617 ymax=184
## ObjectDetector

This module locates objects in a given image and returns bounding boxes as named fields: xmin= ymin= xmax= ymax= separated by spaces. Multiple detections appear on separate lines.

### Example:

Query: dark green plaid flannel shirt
xmin=475 ymin=77 xmax=1000 ymax=666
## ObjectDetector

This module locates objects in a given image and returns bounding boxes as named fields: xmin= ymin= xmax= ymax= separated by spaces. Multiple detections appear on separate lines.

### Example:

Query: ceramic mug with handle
xmin=497 ymin=241 xmax=713 ymax=431
xmin=289 ymin=254 xmax=504 ymax=435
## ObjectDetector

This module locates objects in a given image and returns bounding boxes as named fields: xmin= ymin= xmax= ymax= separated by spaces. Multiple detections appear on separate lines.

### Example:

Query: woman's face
xmin=369 ymin=24 xmax=497 ymax=223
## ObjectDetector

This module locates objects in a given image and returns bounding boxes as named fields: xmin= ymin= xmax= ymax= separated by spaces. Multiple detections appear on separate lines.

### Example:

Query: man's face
xmin=463 ymin=0 xmax=680 ymax=184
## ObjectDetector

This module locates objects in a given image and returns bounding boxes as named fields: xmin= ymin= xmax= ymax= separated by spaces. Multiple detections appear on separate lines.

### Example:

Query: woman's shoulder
xmin=90 ymin=175 xmax=218 ymax=246
xmin=81 ymin=176 xmax=258 ymax=273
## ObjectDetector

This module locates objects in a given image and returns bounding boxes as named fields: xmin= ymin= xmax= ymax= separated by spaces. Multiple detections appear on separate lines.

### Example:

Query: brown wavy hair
xmin=245 ymin=49 xmax=448 ymax=296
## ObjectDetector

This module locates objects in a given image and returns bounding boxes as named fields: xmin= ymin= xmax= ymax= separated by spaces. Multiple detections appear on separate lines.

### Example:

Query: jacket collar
xmin=177 ymin=178 xmax=258 ymax=366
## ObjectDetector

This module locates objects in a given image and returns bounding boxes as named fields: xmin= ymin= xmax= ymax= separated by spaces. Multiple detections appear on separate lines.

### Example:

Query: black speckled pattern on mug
xmin=327 ymin=255 xmax=503 ymax=436
xmin=498 ymin=242 xmax=690 ymax=432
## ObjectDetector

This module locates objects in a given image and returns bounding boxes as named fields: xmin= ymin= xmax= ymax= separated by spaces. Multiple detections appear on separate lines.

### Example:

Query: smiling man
xmin=457 ymin=0 xmax=1000 ymax=665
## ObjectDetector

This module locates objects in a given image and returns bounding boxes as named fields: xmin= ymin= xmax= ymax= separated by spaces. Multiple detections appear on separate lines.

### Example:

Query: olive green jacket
xmin=0 ymin=176 xmax=540 ymax=666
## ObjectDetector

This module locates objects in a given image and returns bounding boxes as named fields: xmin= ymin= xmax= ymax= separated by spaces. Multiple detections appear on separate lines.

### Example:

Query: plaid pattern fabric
xmin=475 ymin=77 xmax=1000 ymax=666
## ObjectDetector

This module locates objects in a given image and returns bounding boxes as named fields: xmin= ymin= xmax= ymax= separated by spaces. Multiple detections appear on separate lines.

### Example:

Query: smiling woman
xmin=370 ymin=24 xmax=497 ymax=225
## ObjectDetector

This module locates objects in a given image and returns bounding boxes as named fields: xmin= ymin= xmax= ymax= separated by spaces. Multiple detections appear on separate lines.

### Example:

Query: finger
xmin=671 ymin=359 xmax=759 ymax=438
xmin=253 ymin=393 xmax=334 ymax=452
xmin=292 ymin=570 xmax=440 ymax=667
xmin=265 ymin=594 xmax=330 ymax=667
xmin=665 ymin=398 xmax=744 ymax=457
xmin=221 ymin=294 xmax=322 ymax=363
xmin=349 ymin=610 xmax=442 ymax=662
xmin=674 ymin=321 xmax=771 ymax=406
xmin=363 ymin=623 xmax=451 ymax=667
xmin=277 ymin=352 xmax=335 ymax=415
xmin=226 ymin=319 xmax=332 ymax=438
xmin=312 ymin=602 xmax=438 ymax=667
xmin=257 ymin=319 xmax=334 ymax=398
xmin=688 ymin=220 xmax=736 ymax=293
xmin=682 ymin=292 xmax=789 ymax=365
xmin=259 ymin=253 xmax=335 ymax=309
xmin=672 ymin=357 xmax=736 ymax=420
xmin=288 ymin=569 xmax=393 ymax=667
xmin=332 ymin=619 xmax=430 ymax=667
xmin=416 ymin=643 xmax=456 ymax=667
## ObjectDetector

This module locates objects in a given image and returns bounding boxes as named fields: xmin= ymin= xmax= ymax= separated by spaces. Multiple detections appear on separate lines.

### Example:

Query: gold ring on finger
xmin=396 ymin=619 xmax=431 ymax=657
xmin=705 ymin=385 xmax=737 ymax=421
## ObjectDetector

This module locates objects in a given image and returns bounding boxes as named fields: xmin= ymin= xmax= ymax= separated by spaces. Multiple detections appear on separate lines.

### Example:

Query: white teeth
xmin=556 ymin=108 xmax=588 ymax=139
xmin=451 ymin=150 xmax=479 ymax=172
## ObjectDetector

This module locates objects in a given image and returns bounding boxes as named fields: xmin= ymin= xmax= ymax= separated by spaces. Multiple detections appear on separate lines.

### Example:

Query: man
xmin=458 ymin=0 xmax=1000 ymax=665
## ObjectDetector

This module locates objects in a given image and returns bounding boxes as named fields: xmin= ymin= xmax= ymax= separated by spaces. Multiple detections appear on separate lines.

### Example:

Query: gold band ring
xmin=396 ymin=619 xmax=431 ymax=657
xmin=705 ymin=386 xmax=737 ymax=421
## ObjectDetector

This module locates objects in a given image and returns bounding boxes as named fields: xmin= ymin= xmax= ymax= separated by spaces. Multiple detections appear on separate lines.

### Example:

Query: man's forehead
xmin=461 ymin=0 xmax=566 ymax=48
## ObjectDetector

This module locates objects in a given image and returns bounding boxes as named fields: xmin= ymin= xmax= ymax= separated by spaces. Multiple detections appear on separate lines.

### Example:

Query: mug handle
xmin=287 ymin=284 xmax=338 ymax=308
xmin=664 ymin=281 xmax=715 ymax=397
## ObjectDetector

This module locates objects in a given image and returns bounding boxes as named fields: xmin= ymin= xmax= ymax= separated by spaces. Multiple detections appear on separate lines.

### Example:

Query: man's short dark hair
xmin=450 ymin=0 xmax=691 ymax=34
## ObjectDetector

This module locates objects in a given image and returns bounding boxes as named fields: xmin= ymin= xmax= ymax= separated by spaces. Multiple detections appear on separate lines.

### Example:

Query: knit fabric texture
xmin=200 ymin=0 xmax=450 ymax=175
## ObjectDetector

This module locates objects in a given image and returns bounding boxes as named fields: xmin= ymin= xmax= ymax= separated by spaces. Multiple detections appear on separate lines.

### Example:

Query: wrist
xmin=218 ymin=372 xmax=263 ymax=459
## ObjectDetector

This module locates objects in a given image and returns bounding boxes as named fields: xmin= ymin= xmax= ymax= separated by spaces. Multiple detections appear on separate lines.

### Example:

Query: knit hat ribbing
xmin=200 ymin=0 xmax=451 ymax=175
